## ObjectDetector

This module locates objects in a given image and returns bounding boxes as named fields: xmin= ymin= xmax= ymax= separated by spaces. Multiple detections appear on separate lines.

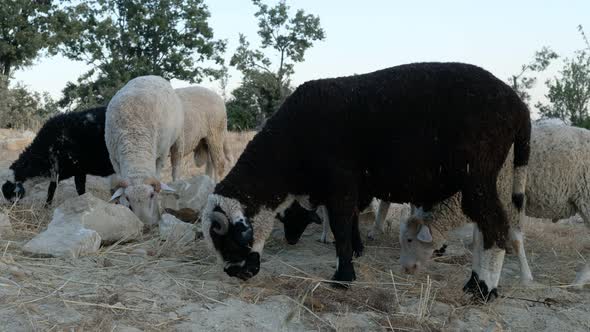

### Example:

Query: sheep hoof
xmin=433 ymin=244 xmax=448 ymax=257
xmin=329 ymin=280 xmax=351 ymax=289
xmin=330 ymin=259 xmax=356 ymax=289
xmin=353 ymin=245 xmax=364 ymax=258
xmin=463 ymin=271 xmax=498 ymax=303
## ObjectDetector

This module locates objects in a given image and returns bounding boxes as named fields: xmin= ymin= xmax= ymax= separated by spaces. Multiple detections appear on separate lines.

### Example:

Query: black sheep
xmin=202 ymin=62 xmax=530 ymax=302
xmin=276 ymin=200 xmax=322 ymax=244
xmin=2 ymin=106 xmax=114 ymax=205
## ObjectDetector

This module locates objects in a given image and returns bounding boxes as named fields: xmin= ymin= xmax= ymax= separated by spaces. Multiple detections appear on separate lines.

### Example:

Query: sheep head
xmin=2 ymin=181 xmax=25 ymax=202
xmin=202 ymin=194 xmax=259 ymax=281
xmin=399 ymin=209 xmax=437 ymax=274
xmin=109 ymin=177 xmax=176 ymax=226
xmin=277 ymin=200 xmax=322 ymax=245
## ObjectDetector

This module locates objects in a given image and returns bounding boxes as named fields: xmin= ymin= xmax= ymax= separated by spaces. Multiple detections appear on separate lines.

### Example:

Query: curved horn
xmin=143 ymin=177 xmax=161 ymax=193
xmin=210 ymin=211 xmax=229 ymax=235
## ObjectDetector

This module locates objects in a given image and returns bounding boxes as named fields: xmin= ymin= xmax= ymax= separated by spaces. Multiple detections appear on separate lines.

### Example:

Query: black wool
xmin=3 ymin=106 xmax=114 ymax=205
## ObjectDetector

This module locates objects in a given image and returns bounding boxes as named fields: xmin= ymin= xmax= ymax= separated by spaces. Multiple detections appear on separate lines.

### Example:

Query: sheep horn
xmin=144 ymin=177 xmax=161 ymax=193
xmin=211 ymin=211 xmax=229 ymax=235
xmin=115 ymin=179 xmax=129 ymax=189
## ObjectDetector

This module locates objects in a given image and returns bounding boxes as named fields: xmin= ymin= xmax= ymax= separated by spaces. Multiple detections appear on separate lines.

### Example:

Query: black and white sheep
xmin=107 ymin=76 xmax=182 ymax=225
xmin=2 ymin=106 xmax=114 ymax=205
xmin=400 ymin=121 xmax=590 ymax=287
xmin=201 ymin=62 xmax=531 ymax=301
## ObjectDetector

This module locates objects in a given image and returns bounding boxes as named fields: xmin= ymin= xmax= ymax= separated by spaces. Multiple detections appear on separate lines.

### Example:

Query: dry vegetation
xmin=1 ymin=129 xmax=590 ymax=331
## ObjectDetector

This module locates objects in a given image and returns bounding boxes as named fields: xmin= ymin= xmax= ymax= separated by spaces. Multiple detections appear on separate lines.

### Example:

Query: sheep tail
xmin=511 ymin=112 xmax=531 ymax=212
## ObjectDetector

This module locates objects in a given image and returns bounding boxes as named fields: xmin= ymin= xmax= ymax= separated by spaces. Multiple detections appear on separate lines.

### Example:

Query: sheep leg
xmin=170 ymin=142 xmax=182 ymax=182
xmin=45 ymin=161 xmax=60 ymax=207
xmin=205 ymin=151 xmax=215 ymax=181
xmin=509 ymin=226 xmax=533 ymax=285
xmin=45 ymin=181 xmax=57 ymax=207
xmin=317 ymin=205 xmax=331 ymax=243
xmin=206 ymin=135 xmax=227 ymax=182
xmin=328 ymin=204 xmax=358 ymax=287
xmin=74 ymin=174 xmax=86 ymax=195
xmin=368 ymin=200 xmax=390 ymax=240
xmin=326 ymin=172 xmax=359 ymax=288
xmin=461 ymin=178 xmax=508 ymax=302
xmin=572 ymin=200 xmax=590 ymax=287
xmin=155 ymin=157 xmax=164 ymax=179
xmin=351 ymin=215 xmax=364 ymax=257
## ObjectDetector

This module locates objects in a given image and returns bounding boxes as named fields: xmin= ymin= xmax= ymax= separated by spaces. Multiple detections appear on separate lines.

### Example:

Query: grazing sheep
xmin=2 ymin=106 xmax=114 ymax=205
xmin=201 ymin=62 xmax=530 ymax=302
xmin=400 ymin=122 xmax=590 ymax=287
xmin=277 ymin=200 xmax=324 ymax=244
xmin=107 ymin=76 xmax=182 ymax=225
xmin=174 ymin=86 xmax=232 ymax=182
xmin=279 ymin=199 xmax=412 ymax=244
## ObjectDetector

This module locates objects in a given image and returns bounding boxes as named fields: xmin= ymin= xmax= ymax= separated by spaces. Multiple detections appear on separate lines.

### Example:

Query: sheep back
xmin=105 ymin=76 xmax=183 ymax=181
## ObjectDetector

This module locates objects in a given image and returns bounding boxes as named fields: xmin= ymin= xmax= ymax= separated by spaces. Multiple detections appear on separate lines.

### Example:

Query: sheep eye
xmin=407 ymin=239 xmax=413 ymax=243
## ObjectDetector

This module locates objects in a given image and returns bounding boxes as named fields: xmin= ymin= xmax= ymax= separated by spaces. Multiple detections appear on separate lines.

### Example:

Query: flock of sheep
xmin=2 ymin=62 xmax=590 ymax=307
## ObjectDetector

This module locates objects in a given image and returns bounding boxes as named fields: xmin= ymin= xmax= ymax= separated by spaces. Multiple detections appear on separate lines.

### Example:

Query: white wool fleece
xmin=105 ymin=75 xmax=184 ymax=183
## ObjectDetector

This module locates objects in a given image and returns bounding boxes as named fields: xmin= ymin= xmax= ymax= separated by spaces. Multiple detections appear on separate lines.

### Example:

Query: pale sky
xmin=13 ymin=0 xmax=590 ymax=118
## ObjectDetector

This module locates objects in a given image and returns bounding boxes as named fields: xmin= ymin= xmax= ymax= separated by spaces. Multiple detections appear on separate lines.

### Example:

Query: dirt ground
xmin=1 ymin=129 xmax=590 ymax=331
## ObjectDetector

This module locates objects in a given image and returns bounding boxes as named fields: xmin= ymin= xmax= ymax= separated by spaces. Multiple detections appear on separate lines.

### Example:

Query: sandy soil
xmin=1 ymin=129 xmax=590 ymax=331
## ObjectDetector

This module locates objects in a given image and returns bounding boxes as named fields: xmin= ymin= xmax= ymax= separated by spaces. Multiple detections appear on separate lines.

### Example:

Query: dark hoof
xmin=433 ymin=244 xmax=448 ymax=257
xmin=353 ymin=247 xmax=364 ymax=258
xmin=329 ymin=280 xmax=351 ymax=289
xmin=352 ymin=238 xmax=364 ymax=258
xmin=463 ymin=271 xmax=479 ymax=292
xmin=463 ymin=271 xmax=498 ymax=303
xmin=329 ymin=269 xmax=355 ymax=289
xmin=330 ymin=260 xmax=356 ymax=289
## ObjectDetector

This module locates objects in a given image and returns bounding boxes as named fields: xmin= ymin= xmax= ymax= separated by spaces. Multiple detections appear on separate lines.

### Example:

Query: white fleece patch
xmin=478 ymin=247 xmax=505 ymax=291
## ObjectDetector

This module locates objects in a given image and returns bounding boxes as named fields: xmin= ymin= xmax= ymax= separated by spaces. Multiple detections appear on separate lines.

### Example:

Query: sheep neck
xmin=215 ymin=128 xmax=293 ymax=218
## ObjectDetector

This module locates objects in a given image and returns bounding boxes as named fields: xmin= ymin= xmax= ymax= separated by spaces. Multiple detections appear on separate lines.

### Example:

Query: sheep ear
xmin=417 ymin=225 xmax=433 ymax=243
xmin=109 ymin=187 xmax=125 ymax=203
xmin=160 ymin=182 xmax=175 ymax=193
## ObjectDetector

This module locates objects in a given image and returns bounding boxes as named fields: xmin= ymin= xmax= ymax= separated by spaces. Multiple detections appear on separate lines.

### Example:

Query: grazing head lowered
xmin=277 ymin=201 xmax=322 ymax=245
xmin=399 ymin=209 xmax=443 ymax=274
xmin=2 ymin=181 xmax=25 ymax=202
xmin=110 ymin=177 xmax=175 ymax=225
xmin=202 ymin=194 xmax=263 ymax=280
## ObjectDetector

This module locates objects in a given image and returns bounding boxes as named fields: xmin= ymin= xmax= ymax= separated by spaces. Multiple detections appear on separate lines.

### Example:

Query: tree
xmin=508 ymin=47 xmax=558 ymax=106
xmin=0 ymin=0 xmax=65 ymax=81
xmin=226 ymin=71 xmax=282 ymax=130
xmin=537 ymin=25 xmax=590 ymax=128
xmin=0 ymin=79 xmax=59 ymax=129
xmin=228 ymin=0 xmax=325 ymax=128
xmin=58 ymin=0 xmax=226 ymax=111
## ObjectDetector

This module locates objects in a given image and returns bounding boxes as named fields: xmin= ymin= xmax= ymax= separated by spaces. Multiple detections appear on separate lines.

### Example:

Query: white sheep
xmin=400 ymin=121 xmax=590 ymax=286
xmin=174 ymin=86 xmax=232 ymax=182
xmin=106 ymin=75 xmax=183 ymax=225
